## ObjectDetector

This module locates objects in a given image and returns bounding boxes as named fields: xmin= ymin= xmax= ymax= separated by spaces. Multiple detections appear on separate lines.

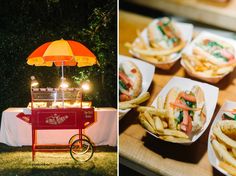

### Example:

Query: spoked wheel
xmin=69 ymin=134 xmax=91 ymax=155
xmin=70 ymin=139 xmax=94 ymax=162
xmin=68 ymin=134 xmax=90 ymax=146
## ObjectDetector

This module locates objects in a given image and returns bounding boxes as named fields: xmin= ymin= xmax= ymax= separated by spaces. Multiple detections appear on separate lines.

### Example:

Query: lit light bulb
xmin=60 ymin=77 xmax=69 ymax=89
xmin=82 ymin=83 xmax=90 ymax=91
xmin=60 ymin=82 xmax=69 ymax=89
xmin=31 ymin=76 xmax=39 ymax=87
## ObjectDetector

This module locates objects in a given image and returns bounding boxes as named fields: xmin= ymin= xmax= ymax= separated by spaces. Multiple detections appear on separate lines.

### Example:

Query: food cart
xmin=17 ymin=39 xmax=98 ymax=162
xmin=18 ymin=87 xmax=95 ymax=162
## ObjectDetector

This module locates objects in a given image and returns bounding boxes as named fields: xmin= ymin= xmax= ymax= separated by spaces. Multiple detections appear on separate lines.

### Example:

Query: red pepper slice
xmin=119 ymin=71 xmax=133 ymax=88
xmin=178 ymin=92 xmax=196 ymax=102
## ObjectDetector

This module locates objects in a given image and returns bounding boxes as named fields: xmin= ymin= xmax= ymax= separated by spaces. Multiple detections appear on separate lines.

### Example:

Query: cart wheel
xmin=70 ymin=139 xmax=94 ymax=162
xmin=68 ymin=134 xmax=90 ymax=146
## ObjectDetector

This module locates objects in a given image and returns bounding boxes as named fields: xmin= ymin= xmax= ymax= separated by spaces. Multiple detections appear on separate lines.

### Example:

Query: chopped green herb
xmin=119 ymin=80 xmax=127 ymax=90
xmin=163 ymin=19 xmax=171 ymax=26
xmin=176 ymin=111 xmax=183 ymax=124
xmin=208 ymin=41 xmax=223 ymax=48
xmin=185 ymin=100 xmax=193 ymax=107
xmin=213 ymin=52 xmax=228 ymax=62
xmin=170 ymin=37 xmax=178 ymax=43
xmin=188 ymin=110 xmax=194 ymax=117
xmin=223 ymin=112 xmax=236 ymax=120
xmin=189 ymin=91 xmax=195 ymax=96
xmin=157 ymin=26 xmax=165 ymax=35
xmin=184 ymin=100 xmax=196 ymax=108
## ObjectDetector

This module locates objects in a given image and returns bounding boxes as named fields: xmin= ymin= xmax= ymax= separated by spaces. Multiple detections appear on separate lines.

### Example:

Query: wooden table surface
xmin=123 ymin=0 xmax=236 ymax=32
xmin=119 ymin=10 xmax=236 ymax=176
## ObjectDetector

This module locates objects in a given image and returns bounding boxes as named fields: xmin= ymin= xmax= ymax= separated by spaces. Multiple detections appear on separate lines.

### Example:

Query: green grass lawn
xmin=0 ymin=143 xmax=117 ymax=176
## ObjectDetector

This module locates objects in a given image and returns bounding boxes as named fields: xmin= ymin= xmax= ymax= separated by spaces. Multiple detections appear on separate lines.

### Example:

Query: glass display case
xmin=28 ymin=87 xmax=91 ymax=109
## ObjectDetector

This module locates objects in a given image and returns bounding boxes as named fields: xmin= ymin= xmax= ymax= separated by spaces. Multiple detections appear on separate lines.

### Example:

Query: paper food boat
xmin=207 ymin=101 xmax=236 ymax=176
xmin=130 ymin=19 xmax=193 ymax=70
xmin=119 ymin=55 xmax=155 ymax=120
xmin=181 ymin=31 xmax=236 ymax=84
xmin=146 ymin=76 xmax=219 ymax=144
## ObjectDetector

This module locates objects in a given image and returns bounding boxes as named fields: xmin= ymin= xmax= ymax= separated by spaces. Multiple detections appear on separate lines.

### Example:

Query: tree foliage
xmin=0 ymin=0 xmax=117 ymax=116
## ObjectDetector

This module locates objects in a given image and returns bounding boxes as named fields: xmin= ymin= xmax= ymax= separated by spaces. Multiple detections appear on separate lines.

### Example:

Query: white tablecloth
xmin=0 ymin=107 xmax=117 ymax=146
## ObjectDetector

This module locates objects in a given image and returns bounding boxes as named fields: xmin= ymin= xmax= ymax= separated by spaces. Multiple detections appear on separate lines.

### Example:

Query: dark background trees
xmin=0 ymin=0 xmax=117 ymax=118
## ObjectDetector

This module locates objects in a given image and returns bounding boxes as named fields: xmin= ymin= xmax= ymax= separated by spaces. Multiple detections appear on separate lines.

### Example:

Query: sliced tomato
xmin=158 ymin=21 xmax=163 ymax=26
xmin=180 ymin=110 xmax=192 ymax=135
xmin=162 ymin=26 xmax=175 ymax=38
xmin=120 ymin=94 xmax=131 ymax=102
xmin=182 ymin=111 xmax=189 ymax=126
xmin=203 ymin=39 xmax=210 ymax=45
xmin=186 ymin=115 xmax=192 ymax=136
xmin=119 ymin=71 xmax=133 ymax=88
xmin=180 ymin=124 xmax=187 ymax=132
xmin=131 ymin=68 xmax=137 ymax=73
xmin=220 ymin=49 xmax=235 ymax=61
xmin=119 ymin=86 xmax=130 ymax=96
xmin=178 ymin=92 xmax=196 ymax=102
xmin=170 ymin=102 xmax=200 ymax=111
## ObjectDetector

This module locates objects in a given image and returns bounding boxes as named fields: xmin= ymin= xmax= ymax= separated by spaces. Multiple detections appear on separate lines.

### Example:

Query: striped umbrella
xmin=27 ymin=39 xmax=97 ymax=67
xmin=27 ymin=39 xmax=97 ymax=106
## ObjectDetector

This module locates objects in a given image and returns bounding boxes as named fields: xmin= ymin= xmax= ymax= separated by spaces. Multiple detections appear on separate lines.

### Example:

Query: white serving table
xmin=0 ymin=107 xmax=117 ymax=147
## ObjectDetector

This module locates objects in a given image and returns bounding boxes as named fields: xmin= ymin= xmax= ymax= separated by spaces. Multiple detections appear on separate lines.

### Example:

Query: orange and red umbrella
xmin=27 ymin=39 xmax=97 ymax=67
xmin=27 ymin=39 xmax=97 ymax=105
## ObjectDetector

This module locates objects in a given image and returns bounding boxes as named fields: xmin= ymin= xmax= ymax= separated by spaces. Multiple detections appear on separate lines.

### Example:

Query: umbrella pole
xmin=62 ymin=61 xmax=65 ymax=108
xmin=62 ymin=61 xmax=64 ymax=79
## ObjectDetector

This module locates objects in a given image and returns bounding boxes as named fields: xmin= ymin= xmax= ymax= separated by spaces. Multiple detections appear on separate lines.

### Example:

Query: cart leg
xmin=32 ymin=129 xmax=37 ymax=161
xmin=79 ymin=129 xmax=82 ymax=147
xmin=79 ymin=129 xmax=82 ymax=140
